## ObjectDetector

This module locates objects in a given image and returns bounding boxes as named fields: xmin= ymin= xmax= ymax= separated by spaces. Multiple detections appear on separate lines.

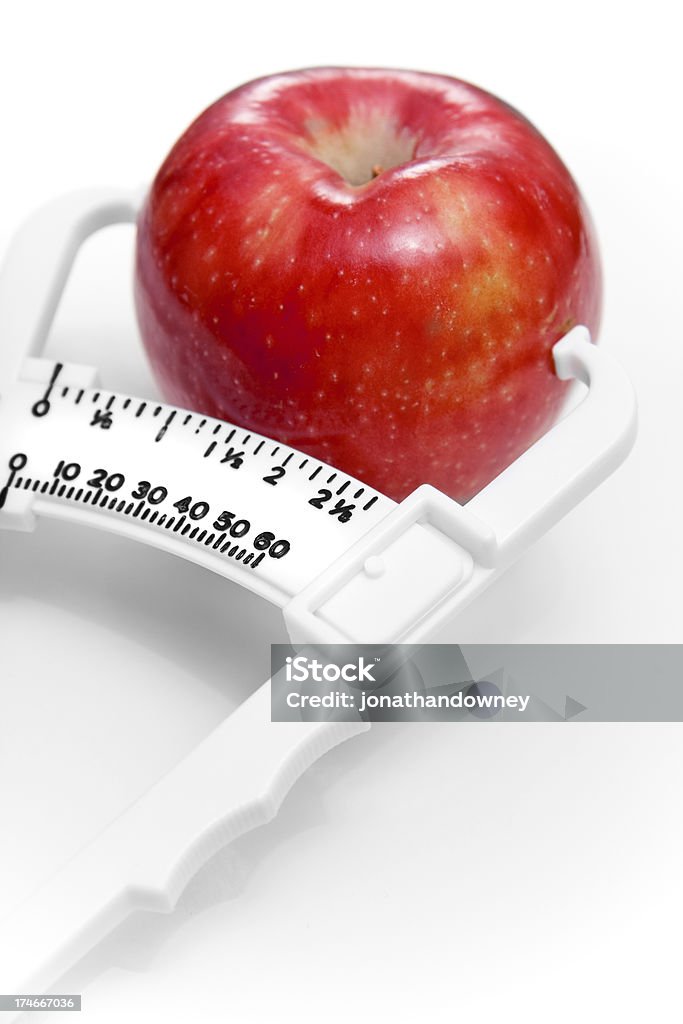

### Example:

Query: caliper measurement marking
xmin=1 ymin=383 xmax=387 ymax=569
xmin=154 ymin=410 xmax=176 ymax=442
xmin=30 ymin=362 xmax=63 ymax=418
xmin=67 ymin=387 xmax=376 ymax=508
xmin=7 ymin=468 xmax=271 ymax=571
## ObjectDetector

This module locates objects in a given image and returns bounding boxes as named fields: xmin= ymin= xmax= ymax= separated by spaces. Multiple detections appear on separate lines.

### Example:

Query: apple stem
xmin=371 ymin=164 xmax=384 ymax=178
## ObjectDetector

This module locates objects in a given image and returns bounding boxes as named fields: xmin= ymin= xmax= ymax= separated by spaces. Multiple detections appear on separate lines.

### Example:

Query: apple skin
xmin=135 ymin=67 xmax=601 ymax=503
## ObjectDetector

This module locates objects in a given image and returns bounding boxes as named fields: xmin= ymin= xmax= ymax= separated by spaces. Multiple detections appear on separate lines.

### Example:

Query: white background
xmin=1 ymin=1 xmax=682 ymax=1021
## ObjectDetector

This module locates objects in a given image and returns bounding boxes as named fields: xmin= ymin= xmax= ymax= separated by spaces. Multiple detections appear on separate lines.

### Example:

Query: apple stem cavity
xmin=303 ymin=110 xmax=417 ymax=186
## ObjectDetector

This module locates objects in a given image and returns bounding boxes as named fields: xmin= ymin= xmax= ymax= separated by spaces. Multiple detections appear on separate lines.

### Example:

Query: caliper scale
xmin=0 ymin=188 xmax=637 ymax=1004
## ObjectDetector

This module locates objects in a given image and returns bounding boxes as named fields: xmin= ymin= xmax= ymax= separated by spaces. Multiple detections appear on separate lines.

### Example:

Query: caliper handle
xmin=0 ymin=187 xmax=142 ymax=392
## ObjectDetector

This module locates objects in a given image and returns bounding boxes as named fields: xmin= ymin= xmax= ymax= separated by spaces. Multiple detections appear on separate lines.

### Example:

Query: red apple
xmin=135 ymin=67 xmax=601 ymax=503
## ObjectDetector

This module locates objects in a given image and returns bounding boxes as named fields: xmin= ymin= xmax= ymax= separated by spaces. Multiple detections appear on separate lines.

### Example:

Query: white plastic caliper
xmin=0 ymin=188 xmax=637 ymax=1002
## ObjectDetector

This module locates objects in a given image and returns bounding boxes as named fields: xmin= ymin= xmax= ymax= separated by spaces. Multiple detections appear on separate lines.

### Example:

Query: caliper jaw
xmin=284 ymin=327 xmax=637 ymax=646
